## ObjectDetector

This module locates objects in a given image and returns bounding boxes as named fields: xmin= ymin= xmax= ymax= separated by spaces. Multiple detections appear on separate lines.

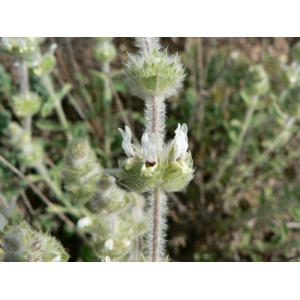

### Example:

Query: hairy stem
xmin=18 ymin=58 xmax=29 ymax=99
xmin=103 ymin=72 xmax=113 ymax=167
xmin=145 ymin=94 xmax=167 ymax=261
xmin=148 ymin=188 xmax=167 ymax=262
xmin=18 ymin=57 xmax=32 ymax=137
xmin=145 ymin=96 xmax=165 ymax=153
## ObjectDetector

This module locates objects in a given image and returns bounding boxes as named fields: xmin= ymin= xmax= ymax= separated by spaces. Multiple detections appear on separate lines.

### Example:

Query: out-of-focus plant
xmin=0 ymin=219 xmax=69 ymax=262
xmin=0 ymin=37 xmax=149 ymax=262
xmin=62 ymin=138 xmax=147 ymax=261
xmin=177 ymin=38 xmax=300 ymax=262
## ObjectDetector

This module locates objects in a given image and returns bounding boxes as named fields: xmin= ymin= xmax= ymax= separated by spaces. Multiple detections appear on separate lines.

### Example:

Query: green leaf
xmin=228 ymin=130 xmax=238 ymax=142
xmin=249 ymin=251 xmax=263 ymax=262
xmin=36 ymin=120 xmax=64 ymax=131
xmin=57 ymin=83 xmax=72 ymax=101
xmin=91 ymin=70 xmax=106 ymax=81
xmin=113 ymin=79 xmax=128 ymax=94
xmin=0 ymin=108 xmax=11 ymax=133
xmin=289 ymin=208 xmax=300 ymax=221
xmin=230 ymin=119 xmax=242 ymax=128
xmin=0 ymin=63 xmax=12 ymax=94
xmin=41 ymin=97 xmax=56 ymax=117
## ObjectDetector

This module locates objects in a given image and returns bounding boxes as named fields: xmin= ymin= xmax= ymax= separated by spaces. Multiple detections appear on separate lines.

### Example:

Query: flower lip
xmin=118 ymin=125 xmax=135 ymax=158
xmin=172 ymin=123 xmax=188 ymax=161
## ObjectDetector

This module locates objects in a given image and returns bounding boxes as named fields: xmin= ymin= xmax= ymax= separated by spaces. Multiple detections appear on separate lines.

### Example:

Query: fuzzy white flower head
xmin=118 ymin=126 xmax=135 ymax=158
xmin=173 ymin=123 xmax=188 ymax=161
xmin=141 ymin=133 xmax=158 ymax=177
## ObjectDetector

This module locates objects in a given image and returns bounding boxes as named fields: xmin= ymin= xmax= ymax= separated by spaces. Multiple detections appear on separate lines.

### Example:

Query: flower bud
xmin=63 ymin=139 xmax=102 ymax=204
xmin=87 ymin=174 xmax=130 ymax=214
xmin=124 ymin=37 xmax=185 ymax=99
xmin=94 ymin=41 xmax=116 ymax=63
xmin=245 ymin=64 xmax=269 ymax=96
xmin=12 ymin=92 xmax=41 ymax=117
xmin=19 ymin=139 xmax=44 ymax=167
xmin=88 ymin=214 xmax=136 ymax=260
xmin=8 ymin=122 xmax=30 ymax=149
xmin=2 ymin=221 xmax=69 ymax=262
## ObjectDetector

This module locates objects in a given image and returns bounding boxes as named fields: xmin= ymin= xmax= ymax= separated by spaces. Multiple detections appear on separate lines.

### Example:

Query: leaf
xmin=240 ymin=89 xmax=252 ymax=105
xmin=36 ymin=120 xmax=64 ymax=131
xmin=289 ymin=208 xmax=300 ymax=221
xmin=109 ymin=69 xmax=123 ymax=79
xmin=91 ymin=70 xmax=106 ymax=81
xmin=0 ymin=63 xmax=12 ymax=94
xmin=69 ymin=121 xmax=89 ymax=138
xmin=228 ymin=130 xmax=238 ymax=142
xmin=57 ymin=83 xmax=72 ymax=101
xmin=249 ymin=251 xmax=263 ymax=262
xmin=41 ymin=97 xmax=56 ymax=117
xmin=230 ymin=119 xmax=242 ymax=128
xmin=113 ymin=79 xmax=128 ymax=94
xmin=0 ymin=108 xmax=11 ymax=133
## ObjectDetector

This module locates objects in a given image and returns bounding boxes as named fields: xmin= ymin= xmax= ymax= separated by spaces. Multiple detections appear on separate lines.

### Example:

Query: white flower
xmin=118 ymin=126 xmax=135 ymax=157
xmin=141 ymin=133 xmax=158 ymax=177
xmin=172 ymin=123 xmax=188 ymax=161
xmin=141 ymin=133 xmax=157 ymax=164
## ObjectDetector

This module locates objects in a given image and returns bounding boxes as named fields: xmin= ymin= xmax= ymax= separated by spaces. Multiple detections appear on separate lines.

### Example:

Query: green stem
xmin=35 ymin=161 xmax=63 ymax=199
xmin=103 ymin=73 xmax=113 ymax=167
xmin=18 ymin=57 xmax=32 ymax=140
xmin=41 ymin=73 xmax=72 ymax=142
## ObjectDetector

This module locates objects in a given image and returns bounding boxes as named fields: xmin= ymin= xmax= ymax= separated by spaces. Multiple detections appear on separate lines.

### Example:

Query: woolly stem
xmin=101 ymin=61 xmax=110 ymax=74
xmin=103 ymin=71 xmax=113 ymax=167
xmin=144 ymin=92 xmax=167 ymax=262
xmin=145 ymin=96 xmax=165 ymax=153
xmin=18 ymin=58 xmax=29 ymax=99
xmin=18 ymin=57 xmax=32 ymax=137
xmin=148 ymin=188 xmax=167 ymax=262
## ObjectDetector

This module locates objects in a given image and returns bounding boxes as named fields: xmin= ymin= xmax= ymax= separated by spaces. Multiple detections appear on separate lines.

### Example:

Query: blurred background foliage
xmin=1 ymin=37 xmax=300 ymax=261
